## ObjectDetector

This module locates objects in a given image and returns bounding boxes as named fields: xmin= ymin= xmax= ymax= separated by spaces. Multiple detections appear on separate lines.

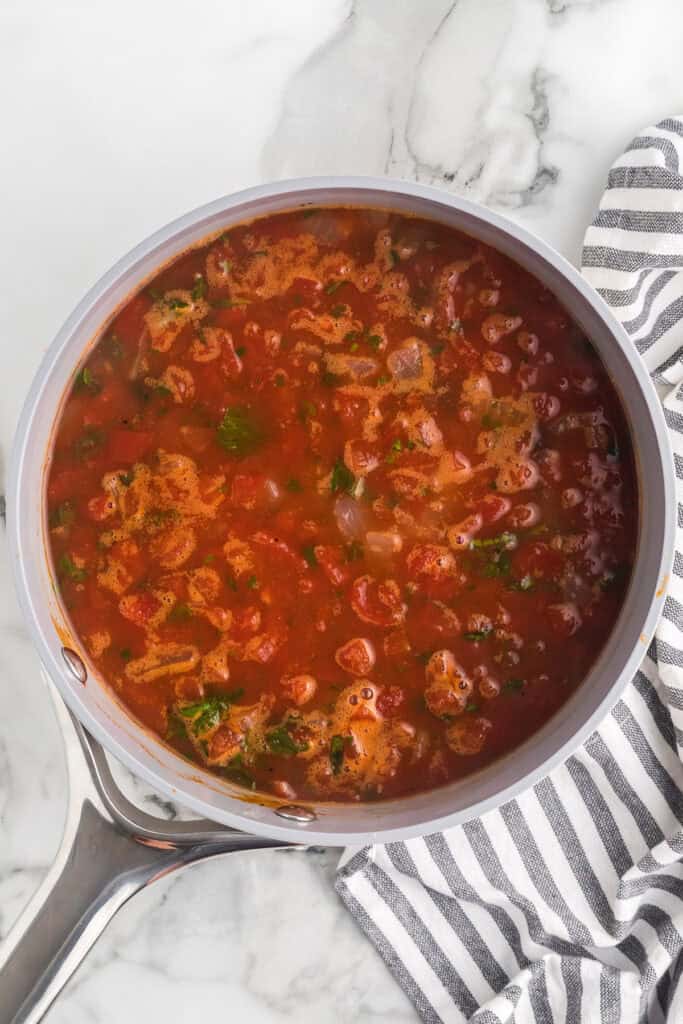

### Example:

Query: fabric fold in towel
xmin=336 ymin=116 xmax=683 ymax=1024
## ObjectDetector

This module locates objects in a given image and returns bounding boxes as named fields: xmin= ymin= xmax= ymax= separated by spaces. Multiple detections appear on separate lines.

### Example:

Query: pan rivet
xmin=61 ymin=647 xmax=87 ymax=685
xmin=275 ymin=804 xmax=317 ymax=823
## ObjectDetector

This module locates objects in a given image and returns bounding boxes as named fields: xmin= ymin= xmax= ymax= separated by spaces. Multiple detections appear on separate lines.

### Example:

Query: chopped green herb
xmin=235 ymin=346 xmax=246 ymax=357
xmin=166 ymin=715 xmax=185 ymax=741
xmin=325 ymin=279 xmax=347 ymax=295
xmin=350 ymin=342 xmax=359 ymax=352
xmin=166 ymin=297 xmax=189 ymax=310
xmin=74 ymin=367 xmax=101 ymax=394
xmin=177 ymin=690 xmax=244 ymax=735
xmin=72 ymin=426 xmax=104 ymax=461
xmin=385 ymin=440 xmax=404 ymax=462
xmin=463 ymin=628 xmax=492 ymax=642
xmin=58 ymin=553 xmax=87 ymax=582
xmin=330 ymin=303 xmax=346 ymax=318
xmin=223 ymin=754 xmax=256 ymax=791
xmin=321 ymin=370 xmax=340 ymax=388
xmin=191 ymin=276 xmax=207 ymax=301
xmin=227 ymin=577 xmax=238 ymax=592
xmin=219 ymin=259 xmax=232 ymax=275
xmin=330 ymin=457 xmax=356 ymax=495
xmin=471 ymin=531 xmax=517 ymax=551
xmin=367 ymin=334 xmax=382 ymax=349
xmin=481 ymin=550 xmax=512 ymax=578
xmin=299 ymin=400 xmax=317 ymax=420
xmin=213 ymin=297 xmax=250 ymax=308
xmin=246 ymin=574 xmax=260 ymax=590
xmin=203 ymin=554 xmax=215 ymax=564
xmin=301 ymin=543 xmax=318 ymax=567
xmin=345 ymin=540 xmax=364 ymax=562
xmin=504 ymin=678 xmax=526 ymax=692
xmin=274 ymin=375 xmax=286 ymax=388
xmin=118 ymin=471 xmax=134 ymax=486
xmin=168 ymin=602 xmax=192 ymax=623
xmin=481 ymin=403 xmax=502 ymax=430
xmin=251 ymin=250 xmax=268 ymax=257
xmin=266 ymin=724 xmax=308 ymax=756
xmin=50 ymin=501 xmax=76 ymax=528
xmin=330 ymin=734 xmax=346 ymax=774
xmin=377 ymin=374 xmax=390 ymax=386
xmin=607 ymin=435 xmax=620 ymax=459
xmin=466 ymin=701 xmax=480 ymax=712
xmin=302 ymin=208 xmax=318 ymax=218
xmin=415 ymin=651 xmax=432 ymax=665
xmin=508 ymin=575 xmax=535 ymax=592
xmin=144 ymin=507 xmax=178 ymax=529
xmin=344 ymin=331 xmax=361 ymax=343
xmin=119 ymin=647 xmax=132 ymax=661
xmin=216 ymin=406 xmax=264 ymax=456
xmin=103 ymin=334 xmax=123 ymax=360
xmin=286 ymin=478 xmax=303 ymax=493
xmin=389 ymin=248 xmax=399 ymax=267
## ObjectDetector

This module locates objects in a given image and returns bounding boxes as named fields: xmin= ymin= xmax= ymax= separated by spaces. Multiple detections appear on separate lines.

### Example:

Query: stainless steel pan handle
xmin=0 ymin=687 xmax=291 ymax=1024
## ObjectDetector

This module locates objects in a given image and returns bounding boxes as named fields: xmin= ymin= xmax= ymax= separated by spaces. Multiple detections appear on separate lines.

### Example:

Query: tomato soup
xmin=46 ymin=207 xmax=637 ymax=802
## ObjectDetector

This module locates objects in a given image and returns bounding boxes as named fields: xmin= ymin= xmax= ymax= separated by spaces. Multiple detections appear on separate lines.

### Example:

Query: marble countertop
xmin=2 ymin=1 xmax=682 ymax=1020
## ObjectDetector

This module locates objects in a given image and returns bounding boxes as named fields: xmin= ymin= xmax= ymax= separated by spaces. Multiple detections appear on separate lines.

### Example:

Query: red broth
xmin=46 ymin=207 xmax=637 ymax=802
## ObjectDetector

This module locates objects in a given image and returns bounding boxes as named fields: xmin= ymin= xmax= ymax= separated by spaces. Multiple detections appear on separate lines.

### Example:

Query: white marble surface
xmin=1 ymin=0 xmax=683 ymax=1020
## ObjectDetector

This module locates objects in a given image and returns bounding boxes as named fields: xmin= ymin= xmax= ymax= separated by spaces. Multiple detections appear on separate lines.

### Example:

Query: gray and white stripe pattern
xmin=336 ymin=117 xmax=683 ymax=1023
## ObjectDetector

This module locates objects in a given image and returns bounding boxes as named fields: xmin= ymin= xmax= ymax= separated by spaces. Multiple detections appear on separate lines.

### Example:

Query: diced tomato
xmin=252 ymin=531 xmax=307 ymax=572
xmin=231 ymin=473 xmax=270 ymax=510
xmin=233 ymin=605 xmax=262 ymax=637
xmin=87 ymin=494 xmax=116 ymax=521
xmin=471 ymin=493 xmax=512 ymax=524
xmin=107 ymin=429 xmax=154 ymax=464
xmin=314 ymin=545 xmax=350 ymax=587
xmin=376 ymin=686 xmax=405 ymax=718
xmin=119 ymin=591 xmax=162 ymax=628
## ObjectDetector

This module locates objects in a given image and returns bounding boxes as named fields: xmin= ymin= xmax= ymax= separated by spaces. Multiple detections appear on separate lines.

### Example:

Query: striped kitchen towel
xmin=336 ymin=117 xmax=683 ymax=1023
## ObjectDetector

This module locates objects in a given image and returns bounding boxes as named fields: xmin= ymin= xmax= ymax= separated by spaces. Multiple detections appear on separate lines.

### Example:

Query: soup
xmin=46 ymin=207 xmax=637 ymax=802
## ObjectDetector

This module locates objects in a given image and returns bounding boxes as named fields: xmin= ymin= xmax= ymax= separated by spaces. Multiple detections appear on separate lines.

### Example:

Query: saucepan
xmin=2 ymin=177 xmax=676 ymax=1022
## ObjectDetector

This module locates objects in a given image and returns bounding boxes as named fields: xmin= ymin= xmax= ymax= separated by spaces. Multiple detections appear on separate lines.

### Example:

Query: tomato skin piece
xmin=107 ymin=429 xmax=154 ymax=464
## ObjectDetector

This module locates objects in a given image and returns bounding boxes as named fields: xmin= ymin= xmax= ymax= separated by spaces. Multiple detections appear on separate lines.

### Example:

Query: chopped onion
xmin=387 ymin=340 xmax=423 ymax=381
xmin=263 ymin=478 xmax=282 ymax=504
xmin=334 ymin=494 xmax=368 ymax=539
xmin=365 ymin=530 xmax=403 ymax=556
